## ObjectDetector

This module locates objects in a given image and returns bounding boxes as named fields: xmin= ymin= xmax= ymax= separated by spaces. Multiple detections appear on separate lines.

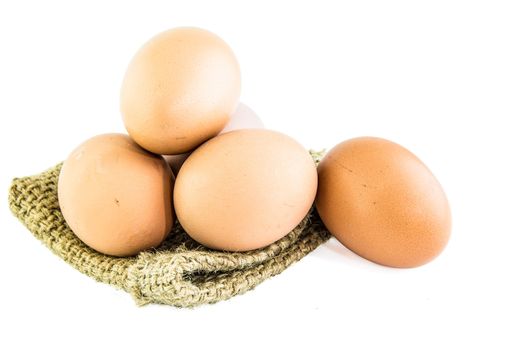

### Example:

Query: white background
xmin=1 ymin=1 xmax=523 ymax=349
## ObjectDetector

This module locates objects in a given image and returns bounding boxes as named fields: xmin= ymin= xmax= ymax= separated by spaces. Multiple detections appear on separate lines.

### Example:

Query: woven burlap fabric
xmin=8 ymin=153 xmax=330 ymax=307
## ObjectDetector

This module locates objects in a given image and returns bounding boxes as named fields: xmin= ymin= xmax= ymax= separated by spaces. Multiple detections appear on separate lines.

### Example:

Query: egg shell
xmin=58 ymin=134 xmax=174 ymax=257
xmin=316 ymin=137 xmax=451 ymax=268
xmin=121 ymin=27 xmax=241 ymax=155
xmin=174 ymin=129 xmax=317 ymax=251
xmin=220 ymin=102 xmax=264 ymax=134
xmin=165 ymin=102 xmax=264 ymax=175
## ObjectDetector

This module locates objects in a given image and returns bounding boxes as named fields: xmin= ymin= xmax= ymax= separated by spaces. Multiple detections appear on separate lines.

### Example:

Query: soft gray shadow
xmin=311 ymin=237 xmax=397 ymax=271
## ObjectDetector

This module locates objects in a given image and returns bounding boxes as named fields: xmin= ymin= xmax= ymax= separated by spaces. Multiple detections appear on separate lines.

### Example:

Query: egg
xmin=164 ymin=102 xmax=264 ymax=175
xmin=174 ymin=129 xmax=317 ymax=251
xmin=58 ymin=134 xmax=174 ymax=257
xmin=316 ymin=137 xmax=451 ymax=268
xmin=220 ymin=102 xmax=264 ymax=134
xmin=121 ymin=27 xmax=241 ymax=155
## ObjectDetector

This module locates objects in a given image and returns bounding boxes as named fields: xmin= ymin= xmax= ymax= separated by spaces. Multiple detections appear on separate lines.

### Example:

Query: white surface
xmin=1 ymin=1 xmax=523 ymax=349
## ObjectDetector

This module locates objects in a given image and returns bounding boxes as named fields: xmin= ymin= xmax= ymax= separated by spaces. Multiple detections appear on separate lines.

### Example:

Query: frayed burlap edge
xmin=7 ymin=151 xmax=330 ymax=307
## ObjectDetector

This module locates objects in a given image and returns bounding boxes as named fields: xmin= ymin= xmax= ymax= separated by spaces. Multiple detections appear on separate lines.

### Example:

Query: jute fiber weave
xmin=8 ymin=152 xmax=330 ymax=307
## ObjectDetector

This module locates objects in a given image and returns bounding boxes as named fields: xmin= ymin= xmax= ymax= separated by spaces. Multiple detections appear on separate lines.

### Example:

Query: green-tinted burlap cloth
xmin=8 ymin=152 xmax=330 ymax=307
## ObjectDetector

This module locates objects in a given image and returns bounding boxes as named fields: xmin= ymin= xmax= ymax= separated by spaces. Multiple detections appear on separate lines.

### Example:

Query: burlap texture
xmin=8 ymin=152 xmax=330 ymax=307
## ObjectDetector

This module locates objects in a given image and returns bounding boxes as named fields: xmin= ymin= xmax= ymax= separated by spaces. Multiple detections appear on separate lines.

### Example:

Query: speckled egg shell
xmin=121 ymin=27 xmax=241 ymax=155
xmin=174 ymin=129 xmax=317 ymax=251
xmin=316 ymin=137 xmax=451 ymax=268
xmin=58 ymin=133 xmax=174 ymax=257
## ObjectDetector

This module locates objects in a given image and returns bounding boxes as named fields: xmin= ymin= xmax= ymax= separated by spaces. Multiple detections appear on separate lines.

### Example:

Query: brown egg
xmin=174 ymin=129 xmax=317 ymax=251
xmin=121 ymin=27 xmax=241 ymax=155
xmin=316 ymin=137 xmax=451 ymax=268
xmin=58 ymin=134 xmax=174 ymax=257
